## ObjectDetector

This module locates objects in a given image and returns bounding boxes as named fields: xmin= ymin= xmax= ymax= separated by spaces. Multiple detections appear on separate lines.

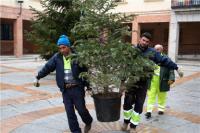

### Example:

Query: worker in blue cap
xmin=34 ymin=35 xmax=93 ymax=133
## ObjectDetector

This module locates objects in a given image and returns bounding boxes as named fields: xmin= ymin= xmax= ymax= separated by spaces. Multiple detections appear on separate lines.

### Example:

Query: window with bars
xmin=171 ymin=0 xmax=200 ymax=8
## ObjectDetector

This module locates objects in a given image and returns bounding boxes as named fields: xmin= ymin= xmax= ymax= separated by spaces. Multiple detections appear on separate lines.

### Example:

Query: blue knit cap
xmin=57 ymin=35 xmax=71 ymax=47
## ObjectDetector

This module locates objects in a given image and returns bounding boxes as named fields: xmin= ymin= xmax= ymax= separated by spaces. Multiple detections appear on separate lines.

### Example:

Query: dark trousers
xmin=62 ymin=86 xmax=93 ymax=133
xmin=123 ymin=80 xmax=148 ymax=128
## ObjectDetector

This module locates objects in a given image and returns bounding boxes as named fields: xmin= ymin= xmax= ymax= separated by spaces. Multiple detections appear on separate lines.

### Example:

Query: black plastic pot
xmin=92 ymin=92 xmax=122 ymax=122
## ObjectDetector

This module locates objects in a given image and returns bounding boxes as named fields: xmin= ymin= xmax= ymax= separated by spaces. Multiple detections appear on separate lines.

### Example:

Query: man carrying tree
xmin=121 ymin=32 xmax=183 ymax=133
xmin=34 ymin=35 xmax=93 ymax=133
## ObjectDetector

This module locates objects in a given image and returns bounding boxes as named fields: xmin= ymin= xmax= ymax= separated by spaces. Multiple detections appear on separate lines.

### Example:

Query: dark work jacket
xmin=136 ymin=45 xmax=178 ymax=70
xmin=36 ymin=53 xmax=88 ymax=93
xmin=160 ymin=66 xmax=175 ymax=91
xmin=147 ymin=66 xmax=175 ymax=92
xmin=126 ymin=45 xmax=178 ymax=92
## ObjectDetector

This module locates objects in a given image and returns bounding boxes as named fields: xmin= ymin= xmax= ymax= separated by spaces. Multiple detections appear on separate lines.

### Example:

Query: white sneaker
xmin=121 ymin=123 xmax=128 ymax=131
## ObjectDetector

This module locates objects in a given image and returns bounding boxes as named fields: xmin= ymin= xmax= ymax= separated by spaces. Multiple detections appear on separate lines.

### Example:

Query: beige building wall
xmin=115 ymin=0 xmax=200 ymax=61
xmin=2 ymin=0 xmax=199 ymax=59
xmin=115 ymin=0 xmax=171 ymax=13
xmin=0 ymin=0 xmax=42 ymax=57
xmin=168 ymin=8 xmax=200 ymax=61
xmin=0 ymin=0 xmax=42 ymax=11
xmin=115 ymin=0 xmax=171 ymax=45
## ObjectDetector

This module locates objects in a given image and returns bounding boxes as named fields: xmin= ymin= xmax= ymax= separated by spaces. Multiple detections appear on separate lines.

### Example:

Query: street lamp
xmin=16 ymin=0 xmax=24 ymax=15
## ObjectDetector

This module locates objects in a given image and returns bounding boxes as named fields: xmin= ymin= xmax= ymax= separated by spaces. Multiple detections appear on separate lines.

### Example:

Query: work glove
xmin=176 ymin=68 xmax=184 ymax=78
xmin=168 ymin=80 xmax=174 ymax=85
xmin=33 ymin=78 xmax=40 ymax=87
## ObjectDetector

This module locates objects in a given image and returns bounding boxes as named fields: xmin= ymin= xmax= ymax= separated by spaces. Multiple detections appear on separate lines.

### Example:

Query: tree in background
xmin=26 ymin=0 xmax=81 ymax=60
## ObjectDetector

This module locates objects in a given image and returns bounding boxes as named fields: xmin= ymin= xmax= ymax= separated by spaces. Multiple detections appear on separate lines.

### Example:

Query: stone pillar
xmin=14 ymin=16 xmax=23 ymax=57
xmin=132 ymin=17 xmax=140 ymax=45
xmin=168 ymin=12 xmax=179 ymax=62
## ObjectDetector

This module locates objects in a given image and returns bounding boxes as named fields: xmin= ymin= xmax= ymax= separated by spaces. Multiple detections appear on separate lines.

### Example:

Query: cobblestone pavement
xmin=0 ymin=56 xmax=200 ymax=133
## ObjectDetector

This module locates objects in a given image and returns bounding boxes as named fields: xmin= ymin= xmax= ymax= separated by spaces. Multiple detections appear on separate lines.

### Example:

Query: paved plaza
xmin=0 ymin=55 xmax=200 ymax=133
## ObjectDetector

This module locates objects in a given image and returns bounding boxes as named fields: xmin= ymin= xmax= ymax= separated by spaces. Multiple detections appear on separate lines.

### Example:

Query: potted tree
xmin=71 ymin=0 xmax=155 ymax=122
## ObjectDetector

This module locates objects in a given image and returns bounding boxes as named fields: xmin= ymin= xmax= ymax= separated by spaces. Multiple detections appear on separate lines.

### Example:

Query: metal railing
xmin=171 ymin=0 xmax=200 ymax=8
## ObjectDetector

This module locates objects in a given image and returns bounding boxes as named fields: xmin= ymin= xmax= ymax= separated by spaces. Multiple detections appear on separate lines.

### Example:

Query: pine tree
xmin=71 ymin=0 xmax=155 ymax=94
xmin=27 ymin=0 xmax=154 ymax=93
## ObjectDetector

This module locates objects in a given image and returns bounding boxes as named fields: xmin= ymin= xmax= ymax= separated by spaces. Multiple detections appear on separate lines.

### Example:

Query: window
xmin=0 ymin=24 xmax=13 ymax=40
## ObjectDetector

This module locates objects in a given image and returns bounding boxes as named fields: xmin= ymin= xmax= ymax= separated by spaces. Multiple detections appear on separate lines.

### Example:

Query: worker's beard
xmin=138 ymin=44 xmax=148 ymax=51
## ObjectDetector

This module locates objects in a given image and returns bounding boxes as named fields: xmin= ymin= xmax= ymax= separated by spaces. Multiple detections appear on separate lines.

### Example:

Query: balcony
xmin=171 ymin=0 xmax=200 ymax=9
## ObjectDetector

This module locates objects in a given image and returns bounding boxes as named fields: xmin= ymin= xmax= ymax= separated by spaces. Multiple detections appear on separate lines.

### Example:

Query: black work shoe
xmin=145 ymin=112 xmax=151 ymax=119
xmin=84 ymin=123 xmax=92 ymax=133
xmin=158 ymin=111 xmax=164 ymax=115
